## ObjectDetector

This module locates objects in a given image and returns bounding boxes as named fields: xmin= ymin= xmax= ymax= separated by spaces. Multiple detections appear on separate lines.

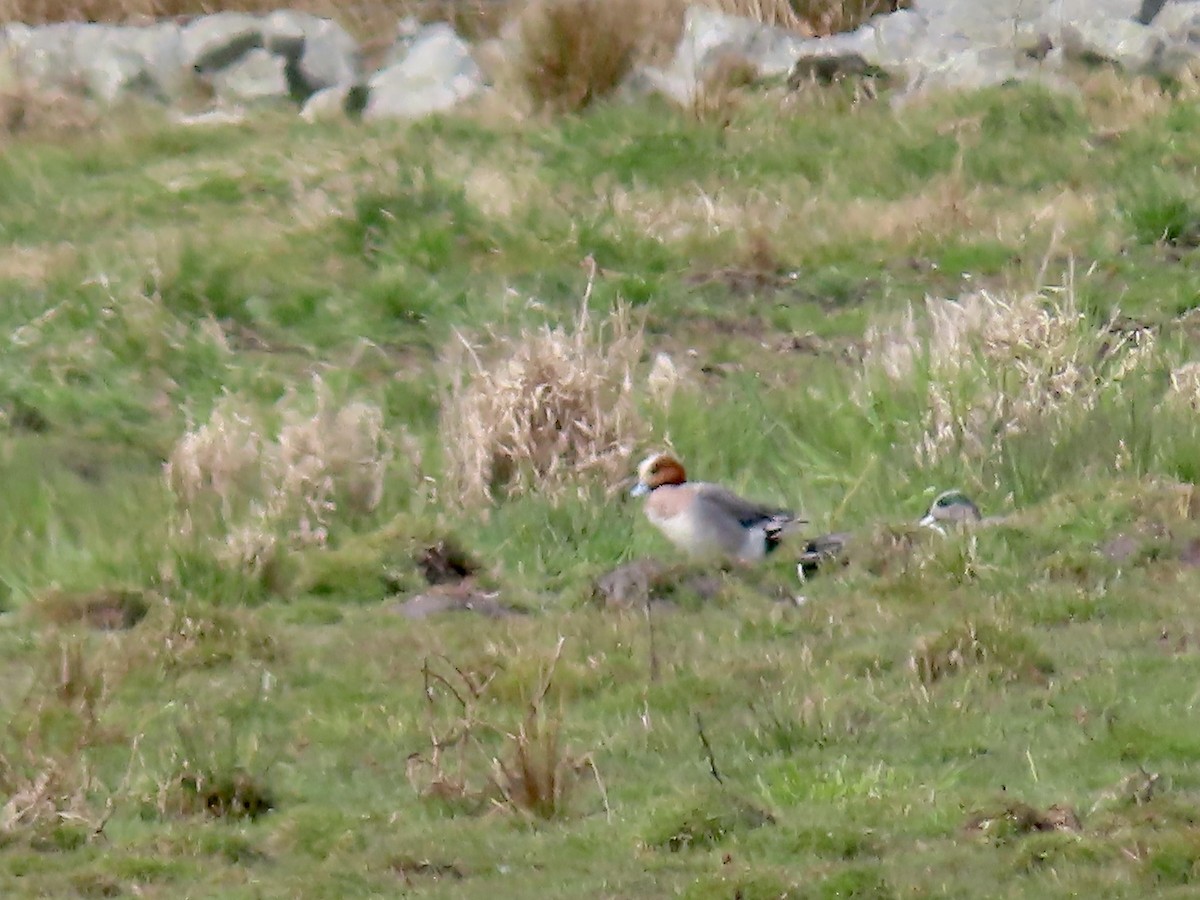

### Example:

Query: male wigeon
xmin=629 ymin=451 xmax=804 ymax=563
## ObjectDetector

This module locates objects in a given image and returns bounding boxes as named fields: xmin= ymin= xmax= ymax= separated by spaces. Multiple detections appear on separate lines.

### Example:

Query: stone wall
xmin=3 ymin=1 xmax=1199 ymax=127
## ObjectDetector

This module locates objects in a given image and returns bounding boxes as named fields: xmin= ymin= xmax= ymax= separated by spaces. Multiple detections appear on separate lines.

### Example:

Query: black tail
xmin=763 ymin=515 xmax=804 ymax=555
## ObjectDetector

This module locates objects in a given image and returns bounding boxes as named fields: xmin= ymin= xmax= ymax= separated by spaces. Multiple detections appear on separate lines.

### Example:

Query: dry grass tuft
xmin=689 ymin=50 xmax=758 ymax=125
xmin=1166 ymin=362 xmax=1200 ymax=411
xmin=407 ymin=639 xmax=604 ymax=820
xmin=492 ymin=705 xmax=587 ymax=820
xmin=0 ymin=752 xmax=108 ymax=847
xmin=489 ymin=638 xmax=600 ymax=821
xmin=858 ymin=275 xmax=1158 ymax=467
xmin=0 ymin=79 xmax=97 ymax=140
xmin=1077 ymin=67 xmax=1173 ymax=136
xmin=440 ymin=286 xmax=644 ymax=507
xmin=33 ymin=588 xmax=152 ymax=632
xmin=792 ymin=0 xmax=907 ymax=36
xmin=166 ymin=376 xmax=392 ymax=574
xmin=515 ymin=0 xmax=645 ymax=112
xmin=0 ymin=638 xmax=116 ymax=848
xmin=693 ymin=0 xmax=810 ymax=33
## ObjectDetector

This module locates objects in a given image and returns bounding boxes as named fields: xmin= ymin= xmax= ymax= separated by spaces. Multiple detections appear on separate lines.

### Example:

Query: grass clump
xmin=440 ymin=295 xmax=644 ymax=507
xmin=0 ymin=638 xmax=115 ymax=850
xmin=408 ymin=640 xmax=600 ymax=820
xmin=133 ymin=604 xmax=278 ymax=671
xmin=166 ymin=377 xmax=392 ymax=577
xmin=0 ymin=80 xmax=96 ymax=139
xmin=32 ymin=588 xmax=151 ymax=631
xmin=644 ymin=789 xmax=776 ymax=852
xmin=911 ymin=621 xmax=1055 ymax=685
xmin=516 ymin=0 xmax=645 ymax=113
xmin=151 ymin=702 xmax=277 ymax=822
xmin=1167 ymin=362 xmax=1200 ymax=410
xmin=167 ymin=768 xmax=274 ymax=821
xmin=857 ymin=279 xmax=1159 ymax=470
xmin=1120 ymin=178 xmax=1200 ymax=247
xmin=492 ymin=706 xmax=594 ymax=821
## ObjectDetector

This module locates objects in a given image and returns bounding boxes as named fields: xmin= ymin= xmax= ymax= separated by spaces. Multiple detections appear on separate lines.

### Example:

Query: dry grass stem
xmin=408 ymin=640 xmax=601 ymax=821
xmin=1166 ymin=361 xmax=1200 ymax=411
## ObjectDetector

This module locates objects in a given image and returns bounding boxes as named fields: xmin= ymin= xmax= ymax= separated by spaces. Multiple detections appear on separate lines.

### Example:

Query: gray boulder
xmin=84 ymin=24 xmax=187 ymax=103
xmin=263 ymin=10 xmax=361 ymax=93
xmin=2 ymin=21 xmax=186 ymax=103
xmin=181 ymin=12 xmax=263 ymax=73
xmin=300 ymin=82 xmax=368 ymax=122
xmin=210 ymin=47 xmax=290 ymax=103
xmin=364 ymin=22 xmax=485 ymax=121
xmin=779 ymin=0 xmax=1200 ymax=100
xmin=1156 ymin=4 xmax=1200 ymax=38
xmin=630 ymin=6 xmax=811 ymax=106
xmin=181 ymin=10 xmax=361 ymax=104
xmin=1058 ymin=18 xmax=1164 ymax=70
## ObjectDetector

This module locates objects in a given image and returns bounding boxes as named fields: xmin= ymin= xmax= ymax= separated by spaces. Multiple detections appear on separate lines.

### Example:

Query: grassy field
xmin=3 ymin=56 xmax=1200 ymax=898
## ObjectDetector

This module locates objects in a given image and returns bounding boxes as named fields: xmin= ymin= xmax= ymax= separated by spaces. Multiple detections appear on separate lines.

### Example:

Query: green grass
xmin=4 ymin=73 xmax=1200 ymax=897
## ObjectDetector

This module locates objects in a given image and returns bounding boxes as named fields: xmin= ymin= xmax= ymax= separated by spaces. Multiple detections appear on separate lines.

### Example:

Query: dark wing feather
xmin=694 ymin=484 xmax=802 ymax=532
xmin=797 ymin=531 xmax=852 ymax=576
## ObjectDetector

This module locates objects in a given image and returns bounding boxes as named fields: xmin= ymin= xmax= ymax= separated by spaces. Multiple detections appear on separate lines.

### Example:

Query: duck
xmin=629 ymin=451 xmax=805 ymax=563
xmin=797 ymin=489 xmax=994 ymax=578
xmin=917 ymin=489 xmax=983 ymax=535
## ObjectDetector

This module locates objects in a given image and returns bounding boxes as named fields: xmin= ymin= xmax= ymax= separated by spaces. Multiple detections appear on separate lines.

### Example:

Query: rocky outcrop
xmin=1 ymin=22 xmax=188 ymax=104
xmin=0 ymin=12 xmax=484 ymax=122
xmin=633 ymin=1 xmax=1200 ymax=106
xmin=364 ymin=22 xmax=484 ymax=121
xmin=784 ymin=0 xmax=1200 ymax=97
xmin=627 ymin=7 xmax=811 ymax=106
xmin=179 ymin=9 xmax=363 ymax=103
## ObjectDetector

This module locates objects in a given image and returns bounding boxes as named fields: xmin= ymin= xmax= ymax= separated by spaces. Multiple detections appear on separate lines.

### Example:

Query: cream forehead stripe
xmin=637 ymin=452 xmax=668 ymax=479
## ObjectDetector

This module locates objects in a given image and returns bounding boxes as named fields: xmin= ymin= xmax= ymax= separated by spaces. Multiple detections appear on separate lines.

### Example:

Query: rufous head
xmin=630 ymin=451 xmax=687 ymax=497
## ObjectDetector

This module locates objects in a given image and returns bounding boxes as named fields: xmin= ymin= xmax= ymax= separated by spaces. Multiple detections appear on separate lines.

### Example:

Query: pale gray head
xmin=918 ymin=490 xmax=982 ymax=533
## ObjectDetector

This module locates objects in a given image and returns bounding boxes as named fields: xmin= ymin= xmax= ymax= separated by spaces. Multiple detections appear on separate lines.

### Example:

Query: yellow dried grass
xmin=858 ymin=273 xmax=1157 ymax=467
xmin=165 ymin=376 xmax=393 ymax=571
xmin=440 ymin=277 xmax=644 ymax=507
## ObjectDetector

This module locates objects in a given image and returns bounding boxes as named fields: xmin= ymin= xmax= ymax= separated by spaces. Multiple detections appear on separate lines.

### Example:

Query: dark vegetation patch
xmin=645 ymin=791 xmax=776 ymax=852
xmin=33 ymin=588 xmax=152 ymax=631
xmin=391 ymin=856 xmax=466 ymax=885
xmin=169 ymin=769 xmax=275 ymax=821
xmin=963 ymin=799 xmax=1082 ymax=843
xmin=417 ymin=538 xmax=480 ymax=585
